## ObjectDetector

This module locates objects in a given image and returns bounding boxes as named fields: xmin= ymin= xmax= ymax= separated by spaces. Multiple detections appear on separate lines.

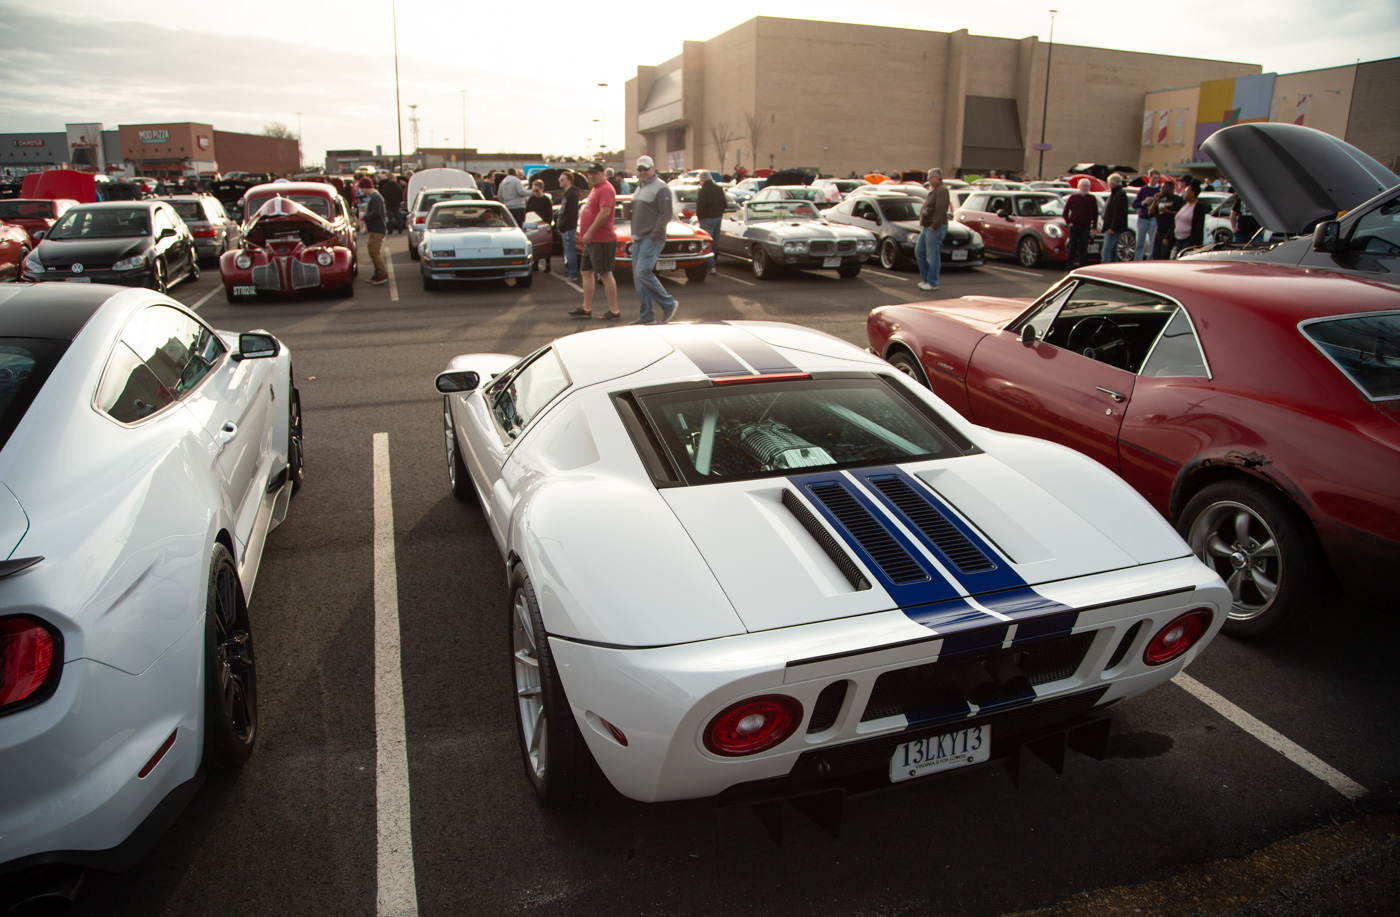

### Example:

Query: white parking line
xmin=184 ymin=286 xmax=221 ymax=312
xmin=387 ymin=249 xmax=399 ymax=302
xmin=555 ymin=271 xmax=582 ymax=292
xmin=373 ymin=433 xmax=419 ymax=917
xmin=713 ymin=272 xmax=756 ymax=287
xmin=983 ymin=264 xmax=1048 ymax=279
xmin=862 ymin=267 xmax=911 ymax=282
xmin=1173 ymin=672 xmax=1367 ymax=800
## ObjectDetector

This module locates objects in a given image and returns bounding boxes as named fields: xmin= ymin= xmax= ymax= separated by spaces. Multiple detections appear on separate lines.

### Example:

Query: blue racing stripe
xmin=978 ymin=587 xmax=1079 ymax=642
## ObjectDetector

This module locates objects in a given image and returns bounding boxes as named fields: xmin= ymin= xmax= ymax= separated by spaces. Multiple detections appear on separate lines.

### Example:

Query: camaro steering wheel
xmin=1065 ymin=316 xmax=1130 ymax=369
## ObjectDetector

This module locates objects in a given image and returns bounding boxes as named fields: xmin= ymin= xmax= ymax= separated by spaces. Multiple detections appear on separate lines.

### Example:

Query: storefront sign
xmin=13 ymin=139 xmax=44 ymax=148
xmin=139 ymin=129 xmax=170 ymax=144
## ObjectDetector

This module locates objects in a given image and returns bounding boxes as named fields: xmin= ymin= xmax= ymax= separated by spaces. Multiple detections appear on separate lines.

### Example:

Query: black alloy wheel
xmin=203 ymin=543 xmax=257 ymax=770
xmin=879 ymin=238 xmax=901 ymax=270
xmin=287 ymin=382 xmax=304 ymax=495
xmin=509 ymin=567 xmax=606 ymax=808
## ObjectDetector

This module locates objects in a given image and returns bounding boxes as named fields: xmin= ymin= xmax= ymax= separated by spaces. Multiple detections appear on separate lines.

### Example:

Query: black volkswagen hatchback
xmin=21 ymin=201 xmax=199 ymax=292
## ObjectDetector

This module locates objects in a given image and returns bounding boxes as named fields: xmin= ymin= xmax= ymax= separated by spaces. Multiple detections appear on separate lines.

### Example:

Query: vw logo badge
xmin=72 ymin=263 xmax=84 ymax=273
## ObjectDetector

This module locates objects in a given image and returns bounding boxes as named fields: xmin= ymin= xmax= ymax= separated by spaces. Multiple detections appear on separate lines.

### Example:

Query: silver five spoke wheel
xmin=513 ymin=588 xmax=545 ymax=781
xmin=1187 ymin=499 xmax=1280 ymax=621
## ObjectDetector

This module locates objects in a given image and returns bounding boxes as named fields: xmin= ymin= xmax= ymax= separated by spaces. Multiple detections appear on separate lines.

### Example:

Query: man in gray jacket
xmin=628 ymin=155 xmax=679 ymax=324
xmin=497 ymin=168 xmax=528 ymax=229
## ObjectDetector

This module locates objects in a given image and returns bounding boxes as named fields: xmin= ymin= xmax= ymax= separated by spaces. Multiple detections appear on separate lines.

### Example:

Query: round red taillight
xmin=1 ymin=615 xmax=61 ymax=713
xmin=704 ymin=695 xmax=803 ymax=757
xmin=1143 ymin=609 xmax=1213 ymax=666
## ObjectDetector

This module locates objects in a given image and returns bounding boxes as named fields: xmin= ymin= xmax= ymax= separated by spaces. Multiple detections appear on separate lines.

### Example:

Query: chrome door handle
xmin=217 ymin=422 xmax=238 ymax=444
xmin=1096 ymin=386 xmax=1126 ymax=403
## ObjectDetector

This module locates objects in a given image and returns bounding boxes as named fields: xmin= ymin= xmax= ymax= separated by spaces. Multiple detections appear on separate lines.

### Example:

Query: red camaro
xmin=220 ymin=196 xmax=356 ymax=301
xmin=867 ymin=261 xmax=1400 ymax=636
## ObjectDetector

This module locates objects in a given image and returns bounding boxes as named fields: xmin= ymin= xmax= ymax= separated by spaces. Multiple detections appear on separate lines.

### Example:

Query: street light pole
xmin=1037 ymin=9 xmax=1057 ymax=180
xmin=460 ymin=89 xmax=468 ymax=162
xmin=392 ymin=0 xmax=404 ymax=173
xmin=597 ymin=83 xmax=608 ymax=159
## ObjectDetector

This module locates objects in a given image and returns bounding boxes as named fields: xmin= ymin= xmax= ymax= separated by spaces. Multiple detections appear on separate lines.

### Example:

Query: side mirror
xmin=1019 ymin=324 xmax=1038 ymax=347
xmin=234 ymin=332 xmax=280 ymax=361
xmin=32 ymin=231 xmax=44 ymax=241
xmin=158 ymin=227 xmax=176 ymax=240
xmin=996 ymin=209 xmax=1012 ymax=220
xmin=436 ymin=370 xmax=480 ymax=393
xmin=1312 ymin=220 xmax=1342 ymax=253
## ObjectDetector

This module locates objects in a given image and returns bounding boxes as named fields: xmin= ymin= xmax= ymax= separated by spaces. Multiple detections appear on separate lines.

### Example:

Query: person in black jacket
xmin=379 ymin=175 xmax=404 ymax=233
xmin=1100 ymin=172 xmax=1129 ymax=262
xmin=526 ymin=179 xmax=554 ymax=272
xmin=694 ymin=171 xmax=726 ymax=274
xmin=556 ymin=171 xmax=582 ymax=281
xmin=1171 ymin=182 xmax=1207 ymax=257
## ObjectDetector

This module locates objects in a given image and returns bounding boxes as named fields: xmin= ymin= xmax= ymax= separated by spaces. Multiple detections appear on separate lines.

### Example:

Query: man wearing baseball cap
xmin=628 ymin=155 xmax=678 ymax=324
xmin=567 ymin=162 xmax=620 ymax=319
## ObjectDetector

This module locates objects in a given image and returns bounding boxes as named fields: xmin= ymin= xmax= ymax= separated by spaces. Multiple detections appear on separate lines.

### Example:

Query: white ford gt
xmin=435 ymin=322 xmax=1228 ymax=815
xmin=0 ymin=283 xmax=301 ymax=903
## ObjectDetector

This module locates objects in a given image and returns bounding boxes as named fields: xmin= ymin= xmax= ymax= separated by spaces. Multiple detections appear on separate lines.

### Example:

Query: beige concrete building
xmin=1141 ymin=58 xmax=1400 ymax=176
xmin=626 ymin=17 xmax=1260 ymax=178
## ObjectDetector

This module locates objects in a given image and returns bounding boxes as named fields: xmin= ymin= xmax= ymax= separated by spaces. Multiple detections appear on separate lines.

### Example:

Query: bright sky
xmin=3 ymin=0 xmax=1396 ymax=167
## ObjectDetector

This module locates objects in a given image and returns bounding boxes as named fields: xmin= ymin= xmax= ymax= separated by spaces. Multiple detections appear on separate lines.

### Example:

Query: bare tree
xmin=709 ymin=121 xmax=738 ymax=171
xmin=742 ymin=111 xmax=764 ymax=171
xmin=262 ymin=122 xmax=295 ymax=139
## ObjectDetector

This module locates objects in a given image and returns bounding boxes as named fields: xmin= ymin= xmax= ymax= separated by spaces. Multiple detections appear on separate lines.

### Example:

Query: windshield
xmin=770 ymin=188 xmax=819 ymax=201
xmin=47 ymin=208 xmax=150 ymax=240
xmin=640 ymin=378 xmax=964 ymax=484
xmin=745 ymin=201 xmax=820 ymax=221
xmin=246 ymin=194 xmax=332 ymax=218
xmin=878 ymin=199 xmax=921 ymax=222
xmin=0 ymin=201 xmax=53 ymax=220
xmin=428 ymin=205 xmax=513 ymax=229
xmin=1302 ymin=312 xmax=1400 ymax=401
xmin=673 ymin=187 xmax=699 ymax=203
xmin=0 ymin=339 xmax=69 ymax=451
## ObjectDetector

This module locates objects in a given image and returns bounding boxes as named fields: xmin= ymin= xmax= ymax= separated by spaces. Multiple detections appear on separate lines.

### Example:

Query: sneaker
xmin=660 ymin=299 xmax=679 ymax=323
xmin=564 ymin=275 xmax=582 ymax=283
xmin=628 ymin=318 xmax=653 ymax=325
xmin=543 ymin=263 xmax=551 ymax=273
xmin=917 ymin=282 xmax=933 ymax=291
xmin=567 ymin=307 xmax=592 ymax=318
xmin=368 ymin=277 xmax=389 ymax=286
xmin=600 ymin=311 xmax=620 ymax=321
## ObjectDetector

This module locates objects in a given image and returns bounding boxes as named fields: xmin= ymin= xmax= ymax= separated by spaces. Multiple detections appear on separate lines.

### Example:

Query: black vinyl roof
xmin=0 ymin=282 xmax=119 ymax=341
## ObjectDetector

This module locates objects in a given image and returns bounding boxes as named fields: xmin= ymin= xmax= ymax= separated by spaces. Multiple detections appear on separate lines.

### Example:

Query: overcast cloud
xmin=3 ymin=0 xmax=1396 ymax=167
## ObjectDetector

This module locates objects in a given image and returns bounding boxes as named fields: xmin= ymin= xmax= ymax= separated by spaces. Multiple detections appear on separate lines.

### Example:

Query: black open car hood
xmin=1202 ymin=123 xmax=1399 ymax=235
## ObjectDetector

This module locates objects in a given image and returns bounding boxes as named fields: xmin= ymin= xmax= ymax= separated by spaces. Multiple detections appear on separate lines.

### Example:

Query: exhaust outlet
xmin=947 ymin=663 xmax=997 ymax=706
xmin=987 ymin=654 xmax=1031 ymax=698
xmin=1 ymin=865 xmax=83 ymax=916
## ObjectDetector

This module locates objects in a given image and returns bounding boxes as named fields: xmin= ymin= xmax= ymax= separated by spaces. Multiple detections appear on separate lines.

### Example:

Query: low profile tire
xmin=516 ymin=272 xmax=533 ymax=288
xmin=1178 ymin=479 xmax=1327 ymax=638
xmin=752 ymin=245 xmax=776 ymax=280
xmin=422 ymin=272 xmax=439 ymax=291
xmin=888 ymin=349 xmax=930 ymax=388
xmin=408 ymin=242 xmax=420 ymax=262
xmin=837 ymin=263 xmax=861 ymax=279
xmin=510 ymin=567 xmax=606 ymax=808
xmin=287 ymin=382 xmax=304 ymax=495
xmin=1017 ymin=236 xmax=1042 ymax=268
xmin=443 ymin=396 xmax=473 ymax=502
xmin=203 ymin=543 xmax=257 ymax=771
xmin=1117 ymin=230 xmax=1136 ymax=262
xmin=879 ymin=238 xmax=901 ymax=270
xmin=685 ymin=264 xmax=707 ymax=283
xmin=149 ymin=258 xmax=168 ymax=293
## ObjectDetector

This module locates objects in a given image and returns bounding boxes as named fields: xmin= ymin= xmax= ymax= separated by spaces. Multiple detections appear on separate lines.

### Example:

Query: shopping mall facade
xmin=0 ymin=122 xmax=300 ymax=180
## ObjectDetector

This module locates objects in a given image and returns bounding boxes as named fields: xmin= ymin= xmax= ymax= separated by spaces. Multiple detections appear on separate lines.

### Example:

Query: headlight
xmin=971 ymin=231 xmax=983 ymax=246
xmin=113 ymin=255 xmax=145 ymax=271
xmin=782 ymin=241 xmax=808 ymax=254
xmin=624 ymin=242 xmax=633 ymax=256
xmin=1044 ymin=223 xmax=1065 ymax=239
xmin=687 ymin=241 xmax=699 ymax=252
xmin=858 ymin=240 xmax=875 ymax=252
xmin=235 ymin=253 xmax=252 ymax=269
xmin=23 ymin=252 xmax=43 ymax=275
xmin=316 ymin=251 xmax=334 ymax=266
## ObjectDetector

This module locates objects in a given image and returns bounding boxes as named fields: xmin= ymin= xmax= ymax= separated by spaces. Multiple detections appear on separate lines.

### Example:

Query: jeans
xmin=698 ymin=218 xmax=722 ymax=271
xmin=633 ymin=235 xmax=676 ymax=323
xmin=1102 ymin=230 xmax=1121 ymax=263
xmin=561 ymin=230 xmax=578 ymax=277
xmin=1066 ymin=225 xmax=1092 ymax=270
xmin=915 ymin=225 xmax=946 ymax=286
xmin=1135 ymin=216 xmax=1156 ymax=261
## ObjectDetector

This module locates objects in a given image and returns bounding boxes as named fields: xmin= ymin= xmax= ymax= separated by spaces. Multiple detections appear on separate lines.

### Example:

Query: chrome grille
xmin=837 ymin=240 xmax=855 ymax=254
xmin=808 ymin=241 xmax=834 ymax=255
xmin=251 ymin=262 xmax=280 ymax=291
xmin=290 ymin=259 xmax=321 ymax=290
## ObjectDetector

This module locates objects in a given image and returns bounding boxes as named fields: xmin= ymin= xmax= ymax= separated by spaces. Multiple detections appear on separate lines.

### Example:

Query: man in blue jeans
xmin=1132 ymin=169 xmax=1163 ymax=261
xmin=557 ymin=171 xmax=582 ymax=281
xmin=915 ymin=168 xmax=950 ymax=291
xmin=628 ymin=155 xmax=678 ymax=324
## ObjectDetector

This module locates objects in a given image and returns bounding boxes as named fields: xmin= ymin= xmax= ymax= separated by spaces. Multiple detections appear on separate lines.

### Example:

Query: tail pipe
xmin=1 ymin=865 xmax=84 ymax=916
xmin=987 ymin=653 xmax=1031 ymax=698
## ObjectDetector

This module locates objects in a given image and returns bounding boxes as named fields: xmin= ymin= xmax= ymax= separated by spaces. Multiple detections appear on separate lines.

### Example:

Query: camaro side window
xmin=1038 ymin=281 xmax=1180 ymax=373
xmin=121 ymin=305 xmax=227 ymax=397
xmin=490 ymin=350 xmax=570 ymax=439
xmin=1140 ymin=307 xmax=1209 ymax=378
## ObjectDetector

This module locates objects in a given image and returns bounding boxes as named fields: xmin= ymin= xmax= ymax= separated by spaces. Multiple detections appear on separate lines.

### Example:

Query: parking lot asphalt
xmin=67 ymin=237 xmax=1399 ymax=916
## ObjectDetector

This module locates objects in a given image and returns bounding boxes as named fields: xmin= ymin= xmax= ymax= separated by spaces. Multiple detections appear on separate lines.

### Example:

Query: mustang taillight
xmin=1143 ymin=609 xmax=1213 ymax=666
xmin=704 ymin=695 xmax=803 ymax=756
xmin=1 ymin=615 xmax=61 ymax=714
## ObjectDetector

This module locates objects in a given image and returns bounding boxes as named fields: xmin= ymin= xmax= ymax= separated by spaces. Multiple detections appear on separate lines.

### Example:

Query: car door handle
xmin=217 ymin=422 xmax=238 ymax=444
xmin=1096 ymin=386 xmax=1126 ymax=403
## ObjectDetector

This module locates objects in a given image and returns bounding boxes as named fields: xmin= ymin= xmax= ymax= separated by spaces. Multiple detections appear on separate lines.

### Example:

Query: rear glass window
xmin=428 ymin=205 xmax=512 ymax=229
xmin=638 ymin=378 xmax=965 ymax=484
xmin=0 ymin=339 xmax=69 ymax=451
xmin=0 ymin=201 xmax=53 ymax=220
xmin=421 ymin=190 xmax=482 ymax=211
xmin=168 ymin=201 xmax=204 ymax=221
xmin=878 ymin=199 xmax=921 ymax=222
xmin=1301 ymin=313 xmax=1400 ymax=400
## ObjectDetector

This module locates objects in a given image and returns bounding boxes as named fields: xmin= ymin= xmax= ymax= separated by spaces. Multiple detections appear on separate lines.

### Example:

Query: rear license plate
xmin=232 ymin=285 xmax=257 ymax=295
xmin=66 ymin=277 xmax=92 ymax=282
xmin=952 ymin=250 xmax=968 ymax=261
xmin=1088 ymin=243 xmax=1101 ymax=254
xmin=657 ymin=259 xmax=676 ymax=271
xmin=890 ymin=725 xmax=989 ymax=783
xmin=822 ymin=256 xmax=841 ymax=268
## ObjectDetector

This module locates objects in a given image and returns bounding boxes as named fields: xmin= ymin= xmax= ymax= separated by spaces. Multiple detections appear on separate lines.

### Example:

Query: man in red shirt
xmin=568 ymin=162 xmax=620 ymax=319
xmin=1062 ymin=179 xmax=1100 ymax=271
